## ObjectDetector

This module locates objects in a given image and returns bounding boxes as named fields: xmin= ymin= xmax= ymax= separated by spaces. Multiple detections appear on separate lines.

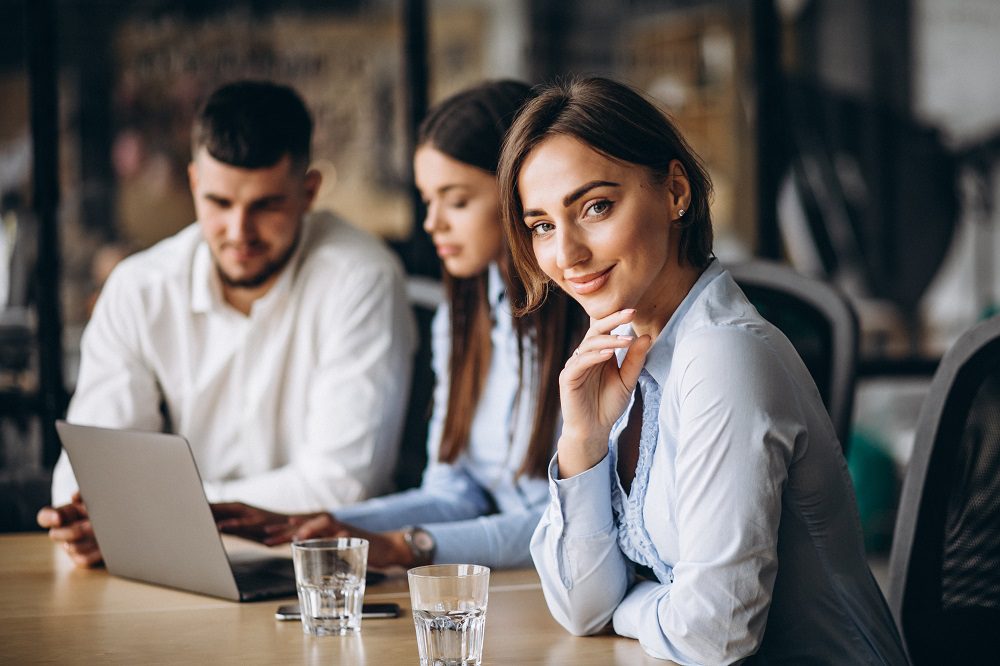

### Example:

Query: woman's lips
xmin=435 ymin=244 xmax=460 ymax=258
xmin=565 ymin=266 xmax=613 ymax=295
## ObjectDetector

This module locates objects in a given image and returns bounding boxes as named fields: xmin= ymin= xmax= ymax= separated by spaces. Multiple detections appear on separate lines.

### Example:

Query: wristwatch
xmin=402 ymin=525 xmax=436 ymax=566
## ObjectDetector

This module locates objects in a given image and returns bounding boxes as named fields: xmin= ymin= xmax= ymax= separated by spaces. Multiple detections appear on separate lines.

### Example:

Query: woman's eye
xmin=531 ymin=222 xmax=554 ymax=237
xmin=450 ymin=200 xmax=468 ymax=209
xmin=585 ymin=199 xmax=612 ymax=217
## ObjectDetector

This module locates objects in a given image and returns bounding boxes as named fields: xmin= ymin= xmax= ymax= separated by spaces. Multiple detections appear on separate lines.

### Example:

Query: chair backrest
xmin=392 ymin=276 xmax=444 ymax=491
xmin=887 ymin=314 xmax=1000 ymax=664
xmin=727 ymin=259 xmax=859 ymax=449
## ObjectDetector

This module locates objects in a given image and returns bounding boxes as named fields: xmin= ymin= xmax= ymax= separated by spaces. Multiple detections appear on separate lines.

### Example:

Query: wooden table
xmin=0 ymin=533 xmax=675 ymax=664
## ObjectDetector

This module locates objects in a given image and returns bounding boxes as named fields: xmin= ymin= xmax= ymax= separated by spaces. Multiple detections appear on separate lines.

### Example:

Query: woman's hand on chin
xmin=556 ymin=308 xmax=652 ymax=478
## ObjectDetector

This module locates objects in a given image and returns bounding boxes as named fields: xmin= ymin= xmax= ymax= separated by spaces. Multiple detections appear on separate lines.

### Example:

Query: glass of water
xmin=291 ymin=537 xmax=368 ymax=636
xmin=407 ymin=564 xmax=490 ymax=666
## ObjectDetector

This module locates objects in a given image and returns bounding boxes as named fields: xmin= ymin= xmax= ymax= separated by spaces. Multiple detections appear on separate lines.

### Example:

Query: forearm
xmin=204 ymin=463 xmax=368 ymax=513
xmin=530 ymin=454 xmax=629 ymax=636
xmin=428 ymin=507 xmax=545 ymax=569
xmin=611 ymin=582 xmax=706 ymax=663
xmin=612 ymin=577 xmax=766 ymax=664
xmin=555 ymin=431 xmax=612 ymax=479
xmin=335 ymin=485 xmax=490 ymax=532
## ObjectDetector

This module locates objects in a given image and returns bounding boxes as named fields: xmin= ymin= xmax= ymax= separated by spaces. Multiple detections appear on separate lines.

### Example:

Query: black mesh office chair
xmin=887 ymin=315 xmax=1000 ymax=665
xmin=728 ymin=259 xmax=859 ymax=450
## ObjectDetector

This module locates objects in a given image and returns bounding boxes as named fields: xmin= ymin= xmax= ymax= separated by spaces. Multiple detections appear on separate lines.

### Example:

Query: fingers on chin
xmin=566 ymin=349 xmax=615 ymax=371
xmin=591 ymin=308 xmax=635 ymax=331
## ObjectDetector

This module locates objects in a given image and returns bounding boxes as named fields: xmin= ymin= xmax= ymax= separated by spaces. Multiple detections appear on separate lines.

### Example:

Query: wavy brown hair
xmin=419 ymin=80 xmax=586 ymax=478
xmin=497 ymin=76 xmax=714 ymax=313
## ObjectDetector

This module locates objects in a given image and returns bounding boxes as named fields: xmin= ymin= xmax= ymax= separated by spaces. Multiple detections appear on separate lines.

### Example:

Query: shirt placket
xmin=233 ymin=312 xmax=254 ymax=476
xmin=617 ymin=370 xmax=673 ymax=583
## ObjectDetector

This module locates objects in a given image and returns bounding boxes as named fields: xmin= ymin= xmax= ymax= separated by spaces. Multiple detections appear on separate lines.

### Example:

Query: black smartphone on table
xmin=275 ymin=602 xmax=401 ymax=620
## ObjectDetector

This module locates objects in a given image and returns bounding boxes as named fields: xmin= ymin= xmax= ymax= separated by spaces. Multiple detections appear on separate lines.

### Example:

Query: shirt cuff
xmin=548 ymin=451 xmax=615 ymax=538
xmin=423 ymin=521 xmax=471 ymax=563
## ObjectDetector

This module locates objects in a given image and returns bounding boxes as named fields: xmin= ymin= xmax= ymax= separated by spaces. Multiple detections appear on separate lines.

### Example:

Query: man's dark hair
xmin=191 ymin=80 xmax=313 ymax=171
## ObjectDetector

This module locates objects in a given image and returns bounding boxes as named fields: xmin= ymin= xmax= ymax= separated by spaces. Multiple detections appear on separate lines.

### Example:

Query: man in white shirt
xmin=36 ymin=80 xmax=415 ymax=566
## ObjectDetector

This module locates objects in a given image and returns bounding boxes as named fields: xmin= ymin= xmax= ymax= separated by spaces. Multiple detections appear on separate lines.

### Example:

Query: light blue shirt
xmin=337 ymin=264 xmax=549 ymax=568
xmin=531 ymin=261 xmax=907 ymax=664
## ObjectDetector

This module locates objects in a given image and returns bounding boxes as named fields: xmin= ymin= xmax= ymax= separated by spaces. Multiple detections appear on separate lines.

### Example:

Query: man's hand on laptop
xmin=211 ymin=502 xmax=309 ymax=545
xmin=36 ymin=492 xmax=104 ymax=568
xmin=212 ymin=502 xmax=413 ymax=568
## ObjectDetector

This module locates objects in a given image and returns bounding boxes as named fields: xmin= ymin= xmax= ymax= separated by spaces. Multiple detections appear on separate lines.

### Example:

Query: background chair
xmin=391 ymin=275 xmax=444 ymax=492
xmin=728 ymin=259 xmax=859 ymax=450
xmin=887 ymin=314 xmax=1000 ymax=664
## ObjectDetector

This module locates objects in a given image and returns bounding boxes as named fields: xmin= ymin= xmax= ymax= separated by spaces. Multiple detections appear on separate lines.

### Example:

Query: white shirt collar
xmin=613 ymin=259 xmax=723 ymax=387
xmin=189 ymin=217 xmax=309 ymax=317
xmin=643 ymin=259 xmax=722 ymax=386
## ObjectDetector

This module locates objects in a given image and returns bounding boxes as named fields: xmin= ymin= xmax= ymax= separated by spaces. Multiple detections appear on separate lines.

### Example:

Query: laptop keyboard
xmin=229 ymin=557 xmax=388 ymax=601
xmin=230 ymin=557 xmax=298 ymax=601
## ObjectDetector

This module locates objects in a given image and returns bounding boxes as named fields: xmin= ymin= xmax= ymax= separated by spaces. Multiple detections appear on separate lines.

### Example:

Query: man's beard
xmin=214 ymin=235 xmax=300 ymax=290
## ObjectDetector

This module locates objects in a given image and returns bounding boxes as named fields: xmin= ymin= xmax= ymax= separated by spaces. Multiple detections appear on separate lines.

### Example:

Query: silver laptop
xmin=55 ymin=420 xmax=301 ymax=602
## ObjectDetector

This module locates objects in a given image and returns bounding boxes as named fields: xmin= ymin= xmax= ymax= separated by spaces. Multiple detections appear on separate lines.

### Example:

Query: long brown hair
xmin=418 ymin=80 xmax=586 ymax=477
xmin=497 ymin=76 xmax=714 ymax=312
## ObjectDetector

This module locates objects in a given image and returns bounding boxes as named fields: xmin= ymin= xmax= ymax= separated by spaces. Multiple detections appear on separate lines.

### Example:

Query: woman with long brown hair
xmin=498 ymin=77 xmax=906 ymax=663
xmin=213 ymin=80 xmax=585 ymax=570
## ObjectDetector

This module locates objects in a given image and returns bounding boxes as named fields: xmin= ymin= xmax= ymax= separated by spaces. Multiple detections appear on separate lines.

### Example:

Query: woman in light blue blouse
xmin=214 ymin=81 xmax=586 ymax=570
xmin=496 ymin=77 xmax=908 ymax=664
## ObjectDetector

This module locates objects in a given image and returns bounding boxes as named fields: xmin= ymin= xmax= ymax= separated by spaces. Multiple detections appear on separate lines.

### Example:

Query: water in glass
xmin=297 ymin=572 xmax=364 ymax=636
xmin=412 ymin=601 xmax=487 ymax=666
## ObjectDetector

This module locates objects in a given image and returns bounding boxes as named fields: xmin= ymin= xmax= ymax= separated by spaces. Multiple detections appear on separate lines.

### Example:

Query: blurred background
xmin=2 ymin=0 xmax=1000 ymax=558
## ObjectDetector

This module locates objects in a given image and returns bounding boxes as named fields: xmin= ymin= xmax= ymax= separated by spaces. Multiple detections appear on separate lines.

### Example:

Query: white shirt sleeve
xmin=530 ymin=452 xmax=631 ymax=636
xmin=53 ymin=267 xmax=166 ymax=505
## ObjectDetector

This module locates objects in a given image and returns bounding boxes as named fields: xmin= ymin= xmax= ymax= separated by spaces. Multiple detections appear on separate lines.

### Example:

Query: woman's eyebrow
xmin=562 ymin=180 xmax=620 ymax=207
xmin=523 ymin=180 xmax=621 ymax=219
xmin=436 ymin=184 xmax=468 ymax=195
